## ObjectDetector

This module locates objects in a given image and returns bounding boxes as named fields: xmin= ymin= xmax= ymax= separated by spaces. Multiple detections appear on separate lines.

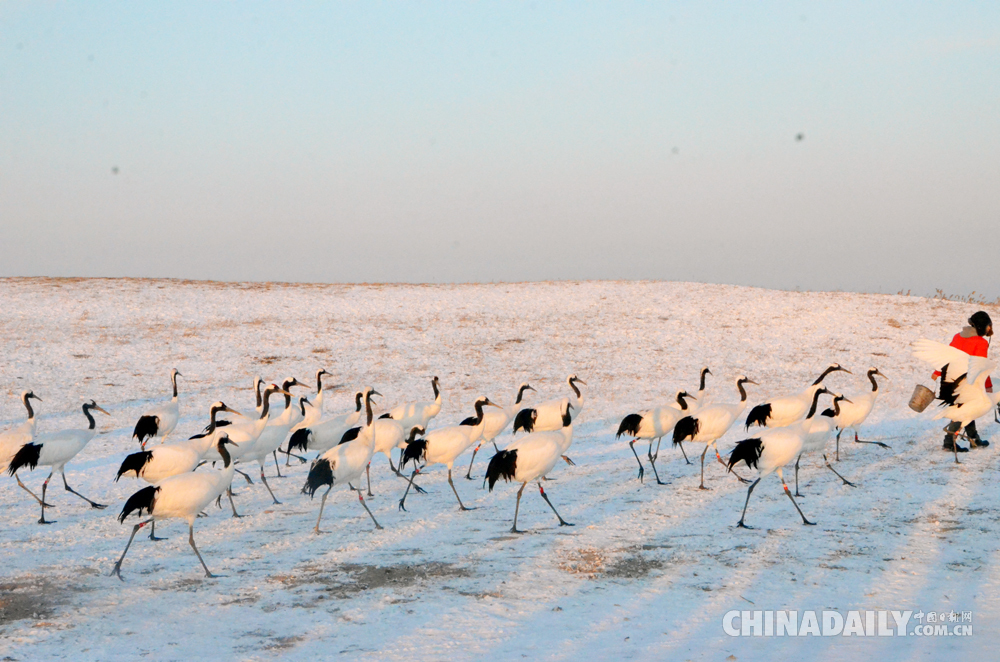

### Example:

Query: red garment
xmin=933 ymin=332 xmax=992 ymax=389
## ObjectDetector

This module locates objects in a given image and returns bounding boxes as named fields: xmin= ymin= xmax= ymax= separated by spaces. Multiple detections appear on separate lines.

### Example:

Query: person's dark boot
xmin=944 ymin=424 xmax=969 ymax=453
xmin=966 ymin=422 xmax=990 ymax=448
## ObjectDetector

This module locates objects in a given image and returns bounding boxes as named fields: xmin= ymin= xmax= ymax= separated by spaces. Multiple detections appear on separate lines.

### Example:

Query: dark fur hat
xmin=969 ymin=311 xmax=993 ymax=337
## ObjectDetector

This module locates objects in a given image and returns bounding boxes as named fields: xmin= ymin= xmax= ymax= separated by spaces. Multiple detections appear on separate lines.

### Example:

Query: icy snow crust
xmin=0 ymin=278 xmax=995 ymax=660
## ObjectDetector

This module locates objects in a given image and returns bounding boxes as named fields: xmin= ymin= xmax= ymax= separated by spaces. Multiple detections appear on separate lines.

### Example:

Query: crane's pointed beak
xmin=223 ymin=405 xmax=244 ymax=417
xmin=94 ymin=405 xmax=111 ymax=416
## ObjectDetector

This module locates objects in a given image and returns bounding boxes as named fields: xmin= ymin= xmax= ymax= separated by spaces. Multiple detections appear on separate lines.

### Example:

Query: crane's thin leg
xmin=836 ymin=428 xmax=842 ymax=461
xmin=349 ymin=483 xmax=383 ymax=530
xmin=492 ymin=441 xmax=500 ymax=453
xmin=853 ymin=431 xmax=891 ymax=449
xmin=736 ymin=478 xmax=760 ymax=528
xmin=110 ymin=518 xmax=153 ymax=580
xmin=823 ymin=454 xmax=857 ymax=487
xmin=561 ymin=455 xmax=575 ymax=466
xmin=398 ymin=468 xmax=420 ymax=511
xmin=779 ymin=470 xmax=815 ymax=525
xmin=235 ymin=468 xmax=254 ymax=485
xmin=652 ymin=438 xmax=662 ymax=463
xmin=646 ymin=439 xmax=655 ymax=465
xmin=388 ymin=454 xmax=399 ymax=474
xmin=272 ymin=450 xmax=283 ymax=478
xmin=537 ymin=483 xmax=573 ymax=526
xmin=62 ymin=472 xmax=107 ymax=509
xmin=629 ymin=440 xmax=645 ymax=482
xmin=646 ymin=440 xmax=668 ymax=486
xmin=227 ymin=487 xmax=243 ymax=518
xmin=14 ymin=473 xmax=53 ymax=508
xmin=794 ymin=454 xmax=803 ymax=497
xmin=188 ymin=523 xmax=218 ymax=578
xmin=465 ymin=445 xmax=480 ymax=480
xmin=39 ymin=473 xmax=55 ymax=523
xmin=677 ymin=440 xmax=692 ymax=465
xmin=149 ymin=520 xmax=167 ymax=541
xmin=365 ymin=463 xmax=374 ymax=497
xmin=314 ymin=485 xmax=333 ymax=534
xmin=260 ymin=467 xmax=282 ymax=505
xmin=699 ymin=446 xmax=710 ymax=490
xmin=510 ymin=483 xmax=526 ymax=533
xmin=448 ymin=470 xmax=475 ymax=511
xmin=715 ymin=447 xmax=750 ymax=484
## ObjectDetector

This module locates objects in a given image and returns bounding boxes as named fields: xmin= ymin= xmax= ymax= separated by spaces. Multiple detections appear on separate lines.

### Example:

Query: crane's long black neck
xmin=354 ymin=392 xmax=363 ymax=412
xmin=261 ymin=390 xmax=279 ymax=420
xmin=299 ymin=398 xmax=308 ymax=416
xmin=737 ymin=380 xmax=749 ymax=402
xmin=171 ymin=372 xmax=179 ymax=398
xmin=365 ymin=392 xmax=375 ymax=426
xmin=806 ymin=389 xmax=826 ymax=419
xmin=569 ymin=378 xmax=581 ymax=399
xmin=676 ymin=392 xmax=690 ymax=410
xmin=431 ymin=378 xmax=440 ymax=400
xmin=832 ymin=396 xmax=843 ymax=417
xmin=813 ymin=365 xmax=839 ymax=386
xmin=316 ymin=371 xmax=325 ymax=394
xmin=562 ymin=405 xmax=572 ymax=427
xmin=282 ymin=380 xmax=295 ymax=408
xmin=868 ymin=370 xmax=879 ymax=392
xmin=255 ymin=379 xmax=263 ymax=408
xmin=700 ymin=368 xmax=710 ymax=391
xmin=83 ymin=403 xmax=97 ymax=429
xmin=218 ymin=441 xmax=233 ymax=468
xmin=469 ymin=400 xmax=487 ymax=425
xmin=22 ymin=394 xmax=34 ymax=421
xmin=515 ymin=384 xmax=530 ymax=405
xmin=206 ymin=405 xmax=223 ymax=434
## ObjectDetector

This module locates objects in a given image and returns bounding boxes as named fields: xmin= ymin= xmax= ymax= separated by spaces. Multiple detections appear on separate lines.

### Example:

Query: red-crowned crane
xmin=110 ymin=435 xmax=239 ymax=580
xmin=8 ymin=400 xmax=111 ymax=523
xmin=132 ymin=369 xmax=182 ymax=449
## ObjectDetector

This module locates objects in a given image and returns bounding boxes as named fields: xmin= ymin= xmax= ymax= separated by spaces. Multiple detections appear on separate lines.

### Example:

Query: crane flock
xmin=4 ymin=337 xmax=994 ymax=581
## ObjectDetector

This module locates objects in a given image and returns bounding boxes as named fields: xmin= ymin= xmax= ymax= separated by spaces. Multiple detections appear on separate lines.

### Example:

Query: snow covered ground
xmin=0 ymin=278 xmax=997 ymax=660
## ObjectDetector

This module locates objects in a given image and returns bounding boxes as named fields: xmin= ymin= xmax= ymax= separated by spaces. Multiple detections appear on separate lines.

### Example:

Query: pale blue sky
xmin=2 ymin=2 xmax=998 ymax=296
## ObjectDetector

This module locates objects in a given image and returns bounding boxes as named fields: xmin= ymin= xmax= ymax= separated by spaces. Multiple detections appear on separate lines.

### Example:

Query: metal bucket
xmin=909 ymin=384 xmax=935 ymax=412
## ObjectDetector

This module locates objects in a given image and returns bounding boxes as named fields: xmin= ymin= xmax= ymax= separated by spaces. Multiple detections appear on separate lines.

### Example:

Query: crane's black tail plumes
xmin=132 ymin=416 xmax=159 ymax=443
xmin=119 ymin=486 xmax=159 ymax=523
xmin=616 ymin=414 xmax=643 ymax=439
xmin=115 ymin=451 xmax=153 ymax=482
xmin=401 ymin=438 xmax=428 ymax=469
xmin=7 ymin=443 xmax=42 ymax=475
xmin=338 ymin=427 xmax=361 ymax=445
xmin=672 ymin=416 xmax=699 ymax=446
xmin=485 ymin=450 xmax=518 ymax=491
xmin=728 ymin=438 xmax=764 ymax=473
xmin=378 ymin=413 xmax=393 ymax=419
xmin=287 ymin=428 xmax=312 ymax=453
xmin=302 ymin=458 xmax=334 ymax=498
xmin=937 ymin=364 xmax=964 ymax=407
xmin=744 ymin=404 xmax=771 ymax=429
xmin=512 ymin=409 xmax=536 ymax=434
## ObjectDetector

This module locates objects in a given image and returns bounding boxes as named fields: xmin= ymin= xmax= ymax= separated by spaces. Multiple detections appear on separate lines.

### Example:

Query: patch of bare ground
xmin=0 ymin=575 xmax=84 ymax=627
xmin=270 ymin=561 xmax=471 ymax=598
